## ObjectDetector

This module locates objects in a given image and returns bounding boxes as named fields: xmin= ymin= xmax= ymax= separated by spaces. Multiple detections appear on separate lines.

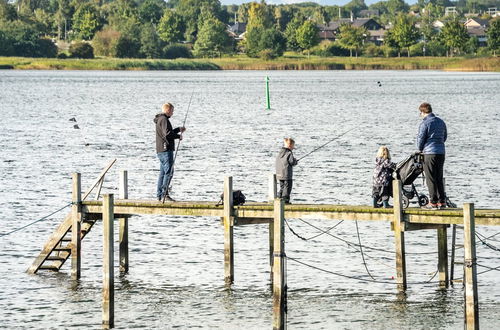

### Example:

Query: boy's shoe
xmin=422 ymin=203 xmax=438 ymax=210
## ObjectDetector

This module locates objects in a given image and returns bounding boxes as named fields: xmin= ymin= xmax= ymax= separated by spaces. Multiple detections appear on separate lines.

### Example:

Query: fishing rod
xmin=163 ymin=91 xmax=194 ymax=202
xmin=297 ymin=126 xmax=356 ymax=161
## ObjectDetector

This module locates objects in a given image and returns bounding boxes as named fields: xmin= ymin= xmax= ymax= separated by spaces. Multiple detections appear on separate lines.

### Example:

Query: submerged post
xmin=463 ymin=203 xmax=479 ymax=330
xmin=103 ymin=194 xmax=114 ymax=329
xmin=119 ymin=170 xmax=129 ymax=273
xmin=273 ymin=198 xmax=286 ymax=330
xmin=71 ymin=173 xmax=82 ymax=280
xmin=392 ymin=180 xmax=407 ymax=292
xmin=437 ymin=225 xmax=449 ymax=288
xmin=265 ymin=76 xmax=271 ymax=110
xmin=269 ymin=174 xmax=277 ymax=282
xmin=223 ymin=176 xmax=234 ymax=285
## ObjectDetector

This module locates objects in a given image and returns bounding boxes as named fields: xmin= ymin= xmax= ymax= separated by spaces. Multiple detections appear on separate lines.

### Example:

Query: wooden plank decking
xmin=81 ymin=199 xmax=500 ymax=226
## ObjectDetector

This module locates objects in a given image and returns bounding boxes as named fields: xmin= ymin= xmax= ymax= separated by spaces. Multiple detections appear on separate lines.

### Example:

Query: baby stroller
xmin=393 ymin=153 xmax=429 ymax=209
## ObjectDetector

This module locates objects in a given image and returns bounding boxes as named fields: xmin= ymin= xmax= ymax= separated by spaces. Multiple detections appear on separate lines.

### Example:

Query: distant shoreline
xmin=1 ymin=56 xmax=499 ymax=72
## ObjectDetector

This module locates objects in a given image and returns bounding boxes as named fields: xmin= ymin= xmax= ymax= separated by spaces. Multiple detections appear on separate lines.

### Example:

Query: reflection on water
xmin=0 ymin=70 xmax=499 ymax=328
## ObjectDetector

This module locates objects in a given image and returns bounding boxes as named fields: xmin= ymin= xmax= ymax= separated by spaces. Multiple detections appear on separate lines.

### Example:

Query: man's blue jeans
xmin=157 ymin=151 xmax=174 ymax=198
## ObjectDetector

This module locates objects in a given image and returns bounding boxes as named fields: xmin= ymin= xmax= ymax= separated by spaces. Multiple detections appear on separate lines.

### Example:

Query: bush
xmin=69 ymin=42 xmax=94 ymax=59
xmin=380 ymin=45 xmax=398 ymax=57
xmin=476 ymin=47 xmax=492 ymax=56
xmin=115 ymin=35 xmax=141 ymax=58
xmin=364 ymin=43 xmax=383 ymax=57
xmin=310 ymin=41 xmax=350 ymax=57
xmin=163 ymin=44 xmax=192 ymax=59
xmin=34 ymin=38 xmax=57 ymax=58
xmin=409 ymin=43 xmax=424 ymax=57
xmin=425 ymin=40 xmax=446 ymax=57
xmin=57 ymin=52 xmax=68 ymax=59
xmin=92 ymin=28 xmax=120 ymax=57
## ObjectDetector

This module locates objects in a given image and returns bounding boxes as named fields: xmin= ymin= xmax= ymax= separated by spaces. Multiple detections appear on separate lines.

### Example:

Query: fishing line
xmin=163 ymin=90 xmax=194 ymax=200
xmin=297 ymin=127 xmax=356 ymax=162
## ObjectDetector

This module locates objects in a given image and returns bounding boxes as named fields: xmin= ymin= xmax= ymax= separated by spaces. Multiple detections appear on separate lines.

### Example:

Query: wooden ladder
xmin=27 ymin=214 xmax=98 ymax=273
xmin=27 ymin=159 xmax=117 ymax=274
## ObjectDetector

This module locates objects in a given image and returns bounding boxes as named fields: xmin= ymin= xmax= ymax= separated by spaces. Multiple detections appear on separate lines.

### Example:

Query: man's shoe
xmin=157 ymin=196 xmax=161 ymax=201
xmin=422 ymin=203 xmax=438 ymax=210
xmin=437 ymin=203 xmax=446 ymax=210
xmin=163 ymin=195 xmax=175 ymax=202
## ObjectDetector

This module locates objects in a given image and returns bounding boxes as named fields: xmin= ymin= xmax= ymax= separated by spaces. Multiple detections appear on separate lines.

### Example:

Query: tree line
xmin=0 ymin=0 xmax=499 ymax=59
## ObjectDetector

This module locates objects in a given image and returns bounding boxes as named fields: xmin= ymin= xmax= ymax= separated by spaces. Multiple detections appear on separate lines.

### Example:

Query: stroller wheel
xmin=418 ymin=194 xmax=429 ymax=207
xmin=402 ymin=196 xmax=410 ymax=209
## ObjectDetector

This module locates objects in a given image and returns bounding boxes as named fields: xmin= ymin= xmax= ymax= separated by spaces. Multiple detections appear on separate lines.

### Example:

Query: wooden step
xmin=53 ymin=247 xmax=71 ymax=252
xmin=39 ymin=265 xmax=60 ymax=271
xmin=46 ymin=256 xmax=67 ymax=261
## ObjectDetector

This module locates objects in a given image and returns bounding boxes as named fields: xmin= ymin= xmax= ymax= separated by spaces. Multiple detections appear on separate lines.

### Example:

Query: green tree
xmin=337 ymin=23 xmax=367 ymax=57
xmin=115 ymin=34 xmax=141 ymax=58
xmin=157 ymin=9 xmax=183 ymax=44
xmin=487 ymin=18 xmax=500 ymax=56
xmin=0 ymin=0 xmax=18 ymax=21
xmin=296 ymin=20 xmax=319 ymax=57
xmin=176 ymin=0 xmax=221 ymax=42
xmin=138 ymin=0 xmax=167 ymax=24
xmin=284 ymin=15 xmax=304 ymax=51
xmin=344 ymin=0 xmax=367 ymax=16
xmin=465 ymin=36 xmax=479 ymax=55
xmin=440 ymin=19 xmax=469 ymax=56
xmin=140 ymin=23 xmax=162 ymax=58
xmin=193 ymin=17 xmax=230 ymax=57
xmin=247 ymin=2 xmax=273 ymax=30
xmin=391 ymin=14 xmax=420 ymax=57
xmin=245 ymin=26 xmax=285 ymax=59
xmin=72 ymin=3 xmax=100 ymax=40
xmin=386 ymin=0 xmax=409 ymax=17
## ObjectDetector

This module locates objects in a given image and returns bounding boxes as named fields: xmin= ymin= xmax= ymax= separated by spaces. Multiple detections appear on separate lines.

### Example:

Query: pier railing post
xmin=273 ymin=198 xmax=286 ymax=330
xmin=71 ymin=173 xmax=82 ymax=280
xmin=437 ymin=225 xmax=449 ymax=288
xmin=103 ymin=194 xmax=115 ymax=329
xmin=392 ymin=180 xmax=407 ymax=292
xmin=463 ymin=203 xmax=479 ymax=330
xmin=119 ymin=170 xmax=129 ymax=273
xmin=223 ymin=176 xmax=234 ymax=285
xmin=269 ymin=174 xmax=277 ymax=282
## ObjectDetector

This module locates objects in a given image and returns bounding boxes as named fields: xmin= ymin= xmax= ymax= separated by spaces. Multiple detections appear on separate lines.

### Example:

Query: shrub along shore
xmin=0 ymin=56 xmax=499 ymax=72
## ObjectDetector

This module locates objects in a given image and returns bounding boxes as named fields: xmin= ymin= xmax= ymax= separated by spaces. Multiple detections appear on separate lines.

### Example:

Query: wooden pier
xmin=27 ymin=171 xmax=500 ymax=329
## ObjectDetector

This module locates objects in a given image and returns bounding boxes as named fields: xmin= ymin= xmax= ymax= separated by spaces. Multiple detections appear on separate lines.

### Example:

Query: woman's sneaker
xmin=422 ymin=203 xmax=438 ymax=210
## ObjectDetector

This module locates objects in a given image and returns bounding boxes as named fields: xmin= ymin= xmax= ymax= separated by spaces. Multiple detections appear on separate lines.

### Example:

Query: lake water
xmin=0 ymin=70 xmax=499 ymax=329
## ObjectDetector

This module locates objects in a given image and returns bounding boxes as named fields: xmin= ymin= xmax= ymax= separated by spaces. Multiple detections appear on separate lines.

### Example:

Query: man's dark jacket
xmin=154 ymin=113 xmax=180 ymax=153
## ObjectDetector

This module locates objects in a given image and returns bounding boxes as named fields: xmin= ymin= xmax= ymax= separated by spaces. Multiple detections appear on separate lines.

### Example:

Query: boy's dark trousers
xmin=423 ymin=154 xmax=446 ymax=204
xmin=278 ymin=180 xmax=293 ymax=203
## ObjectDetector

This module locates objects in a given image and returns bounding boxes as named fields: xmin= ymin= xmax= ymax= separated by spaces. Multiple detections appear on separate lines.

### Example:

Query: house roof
xmin=467 ymin=27 xmax=487 ymax=37
xmin=319 ymin=18 xmax=382 ymax=31
xmin=228 ymin=22 xmax=247 ymax=34
xmin=464 ymin=18 xmax=489 ymax=27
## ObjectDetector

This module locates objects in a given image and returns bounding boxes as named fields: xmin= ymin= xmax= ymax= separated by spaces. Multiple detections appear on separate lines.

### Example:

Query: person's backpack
xmin=217 ymin=190 xmax=246 ymax=206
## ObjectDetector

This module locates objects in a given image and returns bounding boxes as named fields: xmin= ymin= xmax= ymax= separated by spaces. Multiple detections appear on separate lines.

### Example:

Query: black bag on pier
xmin=217 ymin=190 xmax=246 ymax=206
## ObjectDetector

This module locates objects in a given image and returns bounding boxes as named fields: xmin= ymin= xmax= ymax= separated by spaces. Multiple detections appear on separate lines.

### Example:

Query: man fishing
xmin=154 ymin=103 xmax=186 ymax=202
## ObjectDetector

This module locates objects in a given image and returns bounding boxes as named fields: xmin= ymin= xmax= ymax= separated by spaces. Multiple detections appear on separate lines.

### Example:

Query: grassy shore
xmin=0 ymin=56 xmax=499 ymax=71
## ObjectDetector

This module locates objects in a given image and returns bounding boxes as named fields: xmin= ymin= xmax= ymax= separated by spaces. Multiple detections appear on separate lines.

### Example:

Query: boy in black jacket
xmin=275 ymin=138 xmax=298 ymax=204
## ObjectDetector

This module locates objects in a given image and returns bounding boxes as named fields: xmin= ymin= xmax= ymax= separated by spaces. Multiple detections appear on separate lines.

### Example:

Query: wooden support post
xmin=103 ymin=194 xmax=114 ymax=329
xmin=450 ymin=224 xmax=457 ymax=285
xmin=269 ymin=173 xmax=276 ymax=282
xmin=463 ymin=203 xmax=479 ymax=330
xmin=71 ymin=173 xmax=82 ymax=280
xmin=437 ymin=225 xmax=449 ymax=288
xmin=392 ymin=180 xmax=407 ymax=292
xmin=273 ymin=198 xmax=286 ymax=330
xmin=223 ymin=177 xmax=234 ymax=285
xmin=119 ymin=170 xmax=129 ymax=273
xmin=269 ymin=173 xmax=277 ymax=203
